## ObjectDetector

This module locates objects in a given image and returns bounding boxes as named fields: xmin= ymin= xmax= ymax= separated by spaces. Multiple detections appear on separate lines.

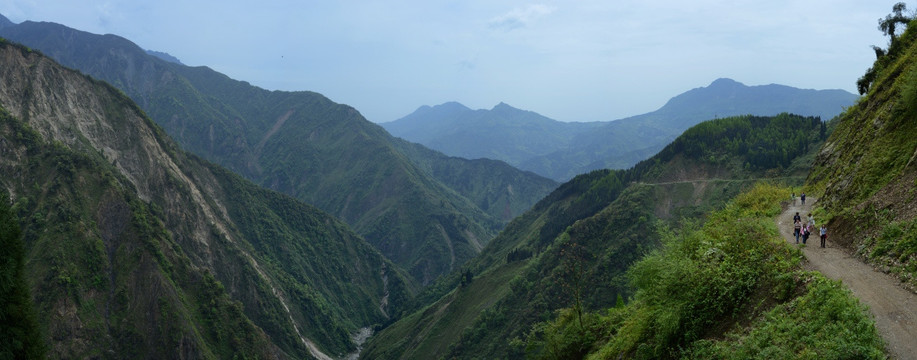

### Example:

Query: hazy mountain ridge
xmin=383 ymin=101 xmax=604 ymax=168
xmin=364 ymin=113 xmax=828 ymax=359
xmin=0 ymin=13 xmax=13 ymax=29
xmin=0 ymin=39 xmax=412 ymax=358
xmin=145 ymin=49 xmax=183 ymax=64
xmin=0 ymin=18 xmax=558 ymax=284
xmin=384 ymin=78 xmax=857 ymax=181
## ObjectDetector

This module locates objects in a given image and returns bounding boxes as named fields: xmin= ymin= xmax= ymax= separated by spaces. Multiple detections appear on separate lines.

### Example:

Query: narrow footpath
xmin=777 ymin=198 xmax=917 ymax=360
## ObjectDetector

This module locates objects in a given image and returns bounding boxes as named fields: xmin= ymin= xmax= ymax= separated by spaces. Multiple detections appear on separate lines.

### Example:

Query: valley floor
xmin=778 ymin=198 xmax=917 ymax=360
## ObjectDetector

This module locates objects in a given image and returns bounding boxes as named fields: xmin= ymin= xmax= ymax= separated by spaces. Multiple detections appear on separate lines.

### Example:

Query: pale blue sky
xmin=0 ymin=1 xmax=894 ymax=122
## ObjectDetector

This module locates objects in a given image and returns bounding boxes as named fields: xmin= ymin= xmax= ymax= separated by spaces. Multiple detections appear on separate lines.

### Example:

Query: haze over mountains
xmin=365 ymin=112 xmax=843 ymax=359
xmin=0 ymin=16 xmax=558 ymax=285
xmin=3 ymin=5 xmax=916 ymax=360
xmin=383 ymin=78 xmax=857 ymax=180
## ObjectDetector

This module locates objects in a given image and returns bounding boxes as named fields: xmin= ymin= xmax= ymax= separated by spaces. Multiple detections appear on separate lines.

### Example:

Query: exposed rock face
xmin=0 ymin=39 xmax=409 ymax=358
xmin=0 ymin=20 xmax=559 ymax=284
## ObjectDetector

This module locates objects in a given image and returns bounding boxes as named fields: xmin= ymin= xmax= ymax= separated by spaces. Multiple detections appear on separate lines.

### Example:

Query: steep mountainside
xmin=530 ymin=184 xmax=883 ymax=359
xmin=0 ymin=19 xmax=558 ymax=284
xmin=0 ymin=190 xmax=44 ymax=359
xmin=364 ymin=114 xmax=827 ymax=359
xmin=808 ymin=16 xmax=917 ymax=292
xmin=383 ymin=79 xmax=856 ymax=181
xmin=0 ymin=39 xmax=413 ymax=359
xmin=391 ymin=137 xmax=557 ymax=223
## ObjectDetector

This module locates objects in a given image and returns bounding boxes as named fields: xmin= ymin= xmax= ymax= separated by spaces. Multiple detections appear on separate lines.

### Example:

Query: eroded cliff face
xmin=0 ymin=21 xmax=564 ymax=286
xmin=0 ymin=40 xmax=409 ymax=359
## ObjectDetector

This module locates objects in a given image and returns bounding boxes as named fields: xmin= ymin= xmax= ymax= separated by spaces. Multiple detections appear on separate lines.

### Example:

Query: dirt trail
xmin=777 ymin=198 xmax=917 ymax=360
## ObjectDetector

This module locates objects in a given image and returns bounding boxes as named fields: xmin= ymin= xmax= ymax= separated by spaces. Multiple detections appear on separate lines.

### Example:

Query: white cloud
xmin=488 ymin=4 xmax=556 ymax=31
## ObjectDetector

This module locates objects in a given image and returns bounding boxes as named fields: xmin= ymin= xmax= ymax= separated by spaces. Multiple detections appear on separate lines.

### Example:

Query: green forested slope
xmin=0 ymin=39 xmax=411 ymax=359
xmin=0 ymin=190 xmax=44 ymax=359
xmin=527 ymin=184 xmax=884 ymax=359
xmin=0 ymin=19 xmax=557 ymax=284
xmin=364 ymin=114 xmax=827 ymax=359
xmin=808 ymin=10 xmax=917 ymax=291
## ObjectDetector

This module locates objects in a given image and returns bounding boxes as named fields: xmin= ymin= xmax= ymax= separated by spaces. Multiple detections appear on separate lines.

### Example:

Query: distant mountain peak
xmin=492 ymin=102 xmax=516 ymax=111
xmin=403 ymin=101 xmax=471 ymax=119
xmin=0 ymin=13 xmax=15 ymax=29
xmin=435 ymin=101 xmax=471 ymax=111
xmin=708 ymin=78 xmax=743 ymax=88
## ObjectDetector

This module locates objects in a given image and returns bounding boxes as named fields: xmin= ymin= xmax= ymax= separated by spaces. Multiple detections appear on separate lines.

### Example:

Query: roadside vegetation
xmin=810 ymin=2 xmax=917 ymax=292
xmin=522 ymin=184 xmax=885 ymax=359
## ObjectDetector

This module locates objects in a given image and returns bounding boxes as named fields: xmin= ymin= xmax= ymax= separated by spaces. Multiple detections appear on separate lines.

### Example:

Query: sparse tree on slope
xmin=859 ymin=2 xmax=917 ymax=94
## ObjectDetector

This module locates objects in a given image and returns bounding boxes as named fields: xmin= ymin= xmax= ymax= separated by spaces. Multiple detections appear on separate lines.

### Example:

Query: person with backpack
xmin=794 ymin=220 xmax=802 ymax=244
xmin=820 ymin=225 xmax=827 ymax=248
xmin=802 ymin=224 xmax=810 ymax=245
xmin=801 ymin=192 xmax=807 ymax=205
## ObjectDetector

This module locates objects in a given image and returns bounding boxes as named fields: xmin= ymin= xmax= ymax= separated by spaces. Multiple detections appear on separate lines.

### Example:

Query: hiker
xmin=792 ymin=192 xmax=796 ymax=205
xmin=802 ymin=224 xmax=810 ymax=245
xmin=820 ymin=224 xmax=827 ymax=248
xmin=794 ymin=220 xmax=802 ymax=244
xmin=807 ymin=214 xmax=815 ymax=228
xmin=793 ymin=212 xmax=801 ymax=223
xmin=801 ymin=192 xmax=806 ymax=205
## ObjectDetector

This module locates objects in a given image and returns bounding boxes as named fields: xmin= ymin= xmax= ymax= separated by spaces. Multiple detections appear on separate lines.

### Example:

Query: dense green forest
xmin=650 ymin=114 xmax=825 ymax=171
xmin=0 ymin=190 xmax=45 ymax=359
xmin=364 ymin=113 xmax=830 ymax=359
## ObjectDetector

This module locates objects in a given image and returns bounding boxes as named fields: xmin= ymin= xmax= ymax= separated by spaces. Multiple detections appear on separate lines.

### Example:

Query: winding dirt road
xmin=777 ymin=198 xmax=917 ymax=360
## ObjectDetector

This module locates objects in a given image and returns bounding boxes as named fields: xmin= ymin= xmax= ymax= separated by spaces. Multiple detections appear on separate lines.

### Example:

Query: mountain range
xmin=383 ymin=78 xmax=857 ymax=180
xmin=0 ymin=17 xmax=558 ymax=285
xmin=365 ymin=12 xmax=917 ymax=357
xmin=0 ymin=38 xmax=415 ymax=358
xmin=364 ymin=112 xmax=830 ymax=358
xmin=3 ymin=7 xmax=914 ymax=360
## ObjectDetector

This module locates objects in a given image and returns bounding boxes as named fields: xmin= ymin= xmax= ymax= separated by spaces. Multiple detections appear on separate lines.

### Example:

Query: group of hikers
xmin=793 ymin=212 xmax=826 ymax=247
xmin=791 ymin=192 xmax=826 ymax=248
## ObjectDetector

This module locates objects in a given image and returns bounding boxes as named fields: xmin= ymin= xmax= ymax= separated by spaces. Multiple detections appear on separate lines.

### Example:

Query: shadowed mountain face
xmin=0 ymin=19 xmax=558 ymax=284
xmin=0 ymin=39 xmax=414 ymax=359
xmin=383 ymin=78 xmax=857 ymax=181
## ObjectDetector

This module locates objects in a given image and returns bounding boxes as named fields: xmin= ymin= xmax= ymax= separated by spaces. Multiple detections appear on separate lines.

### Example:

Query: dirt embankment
xmin=777 ymin=198 xmax=917 ymax=360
